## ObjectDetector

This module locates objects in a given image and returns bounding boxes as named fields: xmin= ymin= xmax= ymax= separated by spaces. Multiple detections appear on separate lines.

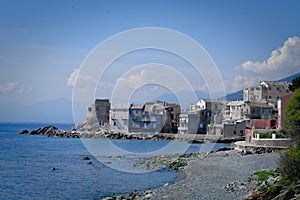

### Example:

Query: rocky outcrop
xmin=19 ymin=125 xmax=80 ymax=138
xmin=19 ymin=120 xmax=243 ymax=143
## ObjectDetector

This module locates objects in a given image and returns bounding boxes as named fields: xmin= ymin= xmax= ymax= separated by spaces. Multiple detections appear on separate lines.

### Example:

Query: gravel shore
xmin=142 ymin=150 xmax=280 ymax=200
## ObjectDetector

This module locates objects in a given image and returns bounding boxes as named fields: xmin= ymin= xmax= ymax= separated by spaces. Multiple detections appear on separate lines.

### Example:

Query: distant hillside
xmin=224 ymin=72 xmax=300 ymax=101
xmin=224 ymin=90 xmax=243 ymax=101
xmin=278 ymin=72 xmax=300 ymax=82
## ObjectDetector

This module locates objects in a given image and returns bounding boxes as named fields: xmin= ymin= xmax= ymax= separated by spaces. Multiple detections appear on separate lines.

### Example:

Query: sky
xmin=1 ymin=0 xmax=300 ymax=108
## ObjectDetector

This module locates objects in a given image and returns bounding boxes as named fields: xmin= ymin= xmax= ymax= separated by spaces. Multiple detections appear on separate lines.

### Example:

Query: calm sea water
xmin=0 ymin=123 xmax=230 ymax=199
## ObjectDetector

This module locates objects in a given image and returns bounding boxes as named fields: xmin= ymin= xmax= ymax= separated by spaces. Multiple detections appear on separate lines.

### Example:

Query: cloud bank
xmin=229 ymin=36 xmax=300 ymax=92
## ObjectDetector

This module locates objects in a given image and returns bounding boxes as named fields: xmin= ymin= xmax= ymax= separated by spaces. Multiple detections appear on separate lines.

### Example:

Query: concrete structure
xmin=224 ymin=101 xmax=273 ymax=121
xmin=110 ymin=104 xmax=131 ymax=132
xmin=223 ymin=120 xmax=247 ymax=138
xmin=87 ymin=99 xmax=110 ymax=125
xmin=178 ymin=112 xmax=201 ymax=134
xmin=278 ymin=93 xmax=293 ymax=129
xmin=110 ymin=101 xmax=180 ymax=133
xmin=224 ymin=101 xmax=245 ymax=121
xmin=243 ymin=81 xmax=291 ymax=106
xmin=178 ymin=99 xmax=225 ymax=134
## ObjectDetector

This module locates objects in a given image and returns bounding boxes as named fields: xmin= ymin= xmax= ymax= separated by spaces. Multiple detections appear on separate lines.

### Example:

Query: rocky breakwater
xmin=19 ymin=125 xmax=80 ymax=138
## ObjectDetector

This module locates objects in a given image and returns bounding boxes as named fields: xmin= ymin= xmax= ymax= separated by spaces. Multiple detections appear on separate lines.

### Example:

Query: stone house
xmin=110 ymin=101 xmax=180 ymax=133
xmin=223 ymin=120 xmax=247 ymax=138
xmin=224 ymin=101 xmax=273 ymax=121
xmin=243 ymin=81 xmax=291 ymax=107
xmin=110 ymin=104 xmax=131 ymax=132
xmin=87 ymin=99 xmax=110 ymax=125
xmin=178 ymin=99 xmax=225 ymax=134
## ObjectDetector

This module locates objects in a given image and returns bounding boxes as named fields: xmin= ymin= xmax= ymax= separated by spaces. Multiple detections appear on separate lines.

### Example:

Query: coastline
xmin=103 ymin=150 xmax=280 ymax=200
xmin=18 ymin=125 xmax=244 ymax=143
xmin=18 ymin=125 xmax=280 ymax=200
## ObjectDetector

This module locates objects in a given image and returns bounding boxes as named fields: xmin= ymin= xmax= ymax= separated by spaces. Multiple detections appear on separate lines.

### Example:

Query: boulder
xmin=18 ymin=129 xmax=29 ymax=134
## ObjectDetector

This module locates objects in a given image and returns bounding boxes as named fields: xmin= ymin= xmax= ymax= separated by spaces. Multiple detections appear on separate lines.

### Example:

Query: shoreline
xmin=18 ymin=125 xmax=244 ymax=143
xmin=102 ymin=150 xmax=280 ymax=200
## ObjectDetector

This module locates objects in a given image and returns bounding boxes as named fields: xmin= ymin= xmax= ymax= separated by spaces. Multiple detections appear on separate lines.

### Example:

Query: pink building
xmin=278 ymin=93 xmax=293 ymax=129
xmin=250 ymin=118 xmax=278 ymax=129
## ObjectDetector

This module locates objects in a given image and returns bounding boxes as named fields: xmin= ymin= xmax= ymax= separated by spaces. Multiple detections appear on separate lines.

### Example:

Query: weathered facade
xmin=110 ymin=101 xmax=180 ymax=133
xmin=243 ymin=81 xmax=291 ymax=106
xmin=224 ymin=101 xmax=273 ymax=121
xmin=87 ymin=99 xmax=110 ymax=125
xmin=178 ymin=99 xmax=225 ymax=134
xmin=223 ymin=120 xmax=247 ymax=138
xmin=110 ymin=104 xmax=131 ymax=132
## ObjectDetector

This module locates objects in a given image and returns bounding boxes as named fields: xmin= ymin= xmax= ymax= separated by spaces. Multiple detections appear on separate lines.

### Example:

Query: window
xmin=269 ymin=96 xmax=272 ymax=99
xmin=233 ymin=131 xmax=236 ymax=135
xmin=277 ymin=87 xmax=280 ymax=91
xmin=269 ymin=87 xmax=272 ymax=90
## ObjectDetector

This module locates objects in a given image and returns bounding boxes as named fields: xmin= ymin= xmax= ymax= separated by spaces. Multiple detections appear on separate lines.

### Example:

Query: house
xmin=178 ymin=111 xmax=201 ymax=134
xmin=223 ymin=120 xmax=247 ymax=138
xmin=250 ymin=118 xmax=278 ymax=129
xmin=224 ymin=101 xmax=273 ymax=121
xmin=178 ymin=99 xmax=225 ymax=134
xmin=87 ymin=99 xmax=110 ymax=125
xmin=110 ymin=104 xmax=131 ymax=132
xmin=243 ymin=81 xmax=291 ymax=107
xmin=224 ymin=101 xmax=245 ymax=121
xmin=278 ymin=93 xmax=293 ymax=129
xmin=129 ymin=104 xmax=145 ymax=131
xmin=110 ymin=101 xmax=180 ymax=133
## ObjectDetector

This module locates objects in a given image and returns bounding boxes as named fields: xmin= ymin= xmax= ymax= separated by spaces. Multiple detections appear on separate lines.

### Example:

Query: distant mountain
xmin=224 ymin=90 xmax=243 ymax=101
xmin=0 ymin=97 xmax=73 ymax=123
xmin=278 ymin=72 xmax=300 ymax=82
xmin=224 ymin=72 xmax=300 ymax=101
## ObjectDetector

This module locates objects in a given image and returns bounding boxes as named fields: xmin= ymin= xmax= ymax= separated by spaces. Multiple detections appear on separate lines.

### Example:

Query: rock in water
xmin=18 ymin=129 xmax=29 ymax=134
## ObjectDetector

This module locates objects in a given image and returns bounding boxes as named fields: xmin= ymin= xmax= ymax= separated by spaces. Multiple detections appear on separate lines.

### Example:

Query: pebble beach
xmin=106 ymin=150 xmax=281 ymax=200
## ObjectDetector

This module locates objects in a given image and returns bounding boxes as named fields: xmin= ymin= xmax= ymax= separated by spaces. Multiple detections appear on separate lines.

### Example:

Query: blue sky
xmin=1 ymin=0 xmax=300 ymax=106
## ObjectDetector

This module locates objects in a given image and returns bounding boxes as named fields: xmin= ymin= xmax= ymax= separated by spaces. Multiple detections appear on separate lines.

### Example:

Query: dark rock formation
xmin=21 ymin=125 xmax=80 ymax=138
xmin=18 ymin=129 xmax=29 ymax=134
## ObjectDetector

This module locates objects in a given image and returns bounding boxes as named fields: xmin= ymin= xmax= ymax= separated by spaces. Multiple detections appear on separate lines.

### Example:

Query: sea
xmin=0 ymin=123 xmax=230 ymax=199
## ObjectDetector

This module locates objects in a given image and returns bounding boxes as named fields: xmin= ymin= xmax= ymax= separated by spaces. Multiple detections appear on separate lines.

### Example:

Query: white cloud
xmin=67 ymin=68 xmax=80 ymax=86
xmin=0 ymin=82 xmax=18 ymax=92
xmin=116 ymin=69 xmax=147 ymax=90
xmin=227 ymin=36 xmax=300 ymax=93
xmin=237 ymin=36 xmax=300 ymax=79
xmin=0 ymin=81 xmax=32 ymax=94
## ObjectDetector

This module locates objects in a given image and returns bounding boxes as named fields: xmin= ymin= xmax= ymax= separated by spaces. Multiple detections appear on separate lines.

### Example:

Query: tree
xmin=281 ymin=88 xmax=300 ymax=182
xmin=283 ymin=88 xmax=300 ymax=145
xmin=289 ymin=76 xmax=300 ymax=92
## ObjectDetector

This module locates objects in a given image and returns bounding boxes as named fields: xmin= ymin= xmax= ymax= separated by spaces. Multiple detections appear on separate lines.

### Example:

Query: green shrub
xmin=254 ymin=131 xmax=272 ymax=139
xmin=276 ymin=130 xmax=286 ymax=138
xmin=254 ymin=170 xmax=276 ymax=182
xmin=280 ymin=147 xmax=300 ymax=182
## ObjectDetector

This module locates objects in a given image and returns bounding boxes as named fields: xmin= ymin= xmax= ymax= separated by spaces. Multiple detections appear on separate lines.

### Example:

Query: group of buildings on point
xmin=86 ymin=80 xmax=293 ymax=145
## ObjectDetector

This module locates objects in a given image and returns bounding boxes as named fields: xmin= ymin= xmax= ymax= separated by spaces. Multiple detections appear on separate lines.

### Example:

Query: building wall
xmin=223 ymin=121 xmax=246 ymax=138
xmin=94 ymin=99 xmax=110 ymax=125
xmin=110 ymin=106 xmax=130 ymax=132
xmin=250 ymin=118 xmax=278 ymax=129
xmin=188 ymin=113 xmax=200 ymax=134
xmin=243 ymin=87 xmax=262 ymax=102
xmin=251 ymin=138 xmax=291 ymax=147
xmin=278 ymin=93 xmax=293 ymax=129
